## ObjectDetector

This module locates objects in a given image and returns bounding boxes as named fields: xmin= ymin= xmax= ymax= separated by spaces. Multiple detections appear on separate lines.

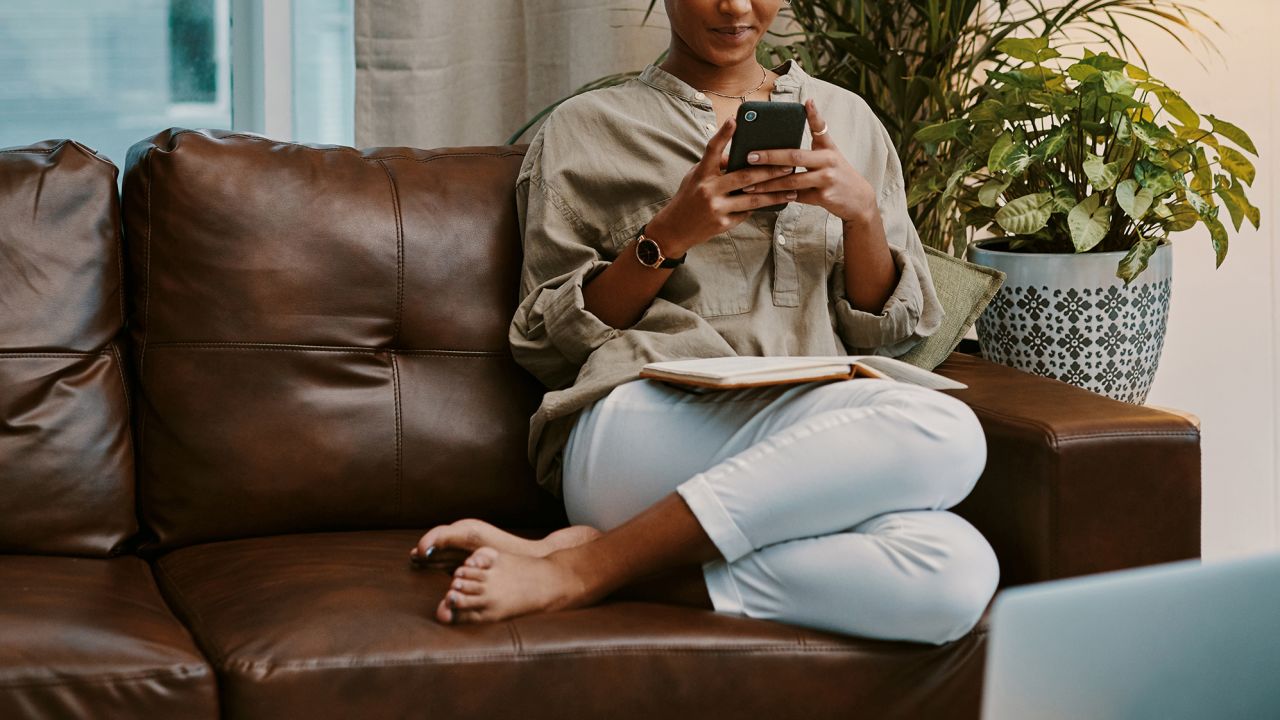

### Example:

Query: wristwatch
xmin=634 ymin=224 xmax=686 ymax=269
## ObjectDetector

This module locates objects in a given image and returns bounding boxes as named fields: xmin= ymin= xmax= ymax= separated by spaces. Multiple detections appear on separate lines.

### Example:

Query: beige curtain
xmin=355 ymin=0 xmax=675 ymax=149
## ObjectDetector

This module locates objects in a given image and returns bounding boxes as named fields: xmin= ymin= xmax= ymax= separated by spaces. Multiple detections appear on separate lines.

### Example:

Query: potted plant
xmin=910 ymin=37 xmax=1259 ymax=402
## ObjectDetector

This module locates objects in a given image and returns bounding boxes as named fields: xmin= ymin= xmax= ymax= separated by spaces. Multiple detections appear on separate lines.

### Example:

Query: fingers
xmin=804 ymin=98 xmax=835 ymax=150
xmin=699 ymin=117 xmax=736 ymax=176
xmin=720 ymin=164 xmax=794 ymax=193
xmin=724 ymin=188 xmax=800 ymax=214
xmin=741 ymin=162 xmax=824 ymax=195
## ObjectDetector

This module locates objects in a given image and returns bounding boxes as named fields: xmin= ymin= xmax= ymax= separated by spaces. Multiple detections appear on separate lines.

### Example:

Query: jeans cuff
xmin=676 ymin=473 xmax=755 ymax=563
xmin=700 ymin=558 xmax=745 ymax=616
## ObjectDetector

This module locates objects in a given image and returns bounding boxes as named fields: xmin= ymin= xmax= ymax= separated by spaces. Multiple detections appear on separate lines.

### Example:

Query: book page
xmin=639 ymin=355 xmax=967 ymax=390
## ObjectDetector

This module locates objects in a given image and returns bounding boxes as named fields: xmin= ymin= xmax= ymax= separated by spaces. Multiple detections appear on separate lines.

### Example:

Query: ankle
xmin=547 ymin=545 xmax=611 ymax=606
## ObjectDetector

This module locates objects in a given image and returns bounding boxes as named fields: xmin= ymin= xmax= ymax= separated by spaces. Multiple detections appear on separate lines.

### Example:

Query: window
xmin=293 ymin=0 xmax=354 ymax=145
xmin=0 ymin=0 xmax=353 ymax=170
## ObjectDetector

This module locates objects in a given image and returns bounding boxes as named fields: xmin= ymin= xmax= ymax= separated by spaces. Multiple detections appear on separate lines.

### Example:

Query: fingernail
xmin=743 ymin=185 xmax=755 ymax=192
xmin=786 ymin=191 xmax=797 ymax=199
xmin=748 ymin=152 xmax=759 ymax=163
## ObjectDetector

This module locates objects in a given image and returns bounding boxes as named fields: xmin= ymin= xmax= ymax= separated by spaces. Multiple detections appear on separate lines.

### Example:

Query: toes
xmin=448 ymin=589 xmax=486 ymax=610
xmin=466 ymin=547 xmax=499 ymax=569
xmin=449 ymin=578 xmax=484 ymax=595
xmin=412 ymin=526 xmax=450 ymax=557
xmin=453 ymin=566 xmax=487 ymax=582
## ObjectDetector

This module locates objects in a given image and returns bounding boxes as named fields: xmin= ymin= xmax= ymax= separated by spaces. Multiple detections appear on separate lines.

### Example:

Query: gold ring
xmin=812 ymin=124 xmax=829 ymax=137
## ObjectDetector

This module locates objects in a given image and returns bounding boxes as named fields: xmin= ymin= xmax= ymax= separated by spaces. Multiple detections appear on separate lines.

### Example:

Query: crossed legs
xmin=412 ymin=377 xmax=1000 ymax=645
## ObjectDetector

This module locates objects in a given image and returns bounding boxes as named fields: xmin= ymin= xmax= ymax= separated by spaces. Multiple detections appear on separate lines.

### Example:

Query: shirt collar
xmin=638 ymin=58 xmax=807 ymax=105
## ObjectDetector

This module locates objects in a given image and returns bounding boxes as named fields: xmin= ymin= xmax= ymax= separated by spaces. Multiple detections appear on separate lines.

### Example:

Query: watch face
xmin=637 ymin=237 xmax=661 ymax=266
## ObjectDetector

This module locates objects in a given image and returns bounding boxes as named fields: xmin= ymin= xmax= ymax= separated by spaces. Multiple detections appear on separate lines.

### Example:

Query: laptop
xmin=982 ymin=550 xmax=1280 ymax=719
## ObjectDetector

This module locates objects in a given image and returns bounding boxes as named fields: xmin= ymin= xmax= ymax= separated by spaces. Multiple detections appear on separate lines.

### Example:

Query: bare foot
xmin=410 ymin=519 xmax=601 ymax=562
xmin=435 ymin=546 xmax=603 ymax=625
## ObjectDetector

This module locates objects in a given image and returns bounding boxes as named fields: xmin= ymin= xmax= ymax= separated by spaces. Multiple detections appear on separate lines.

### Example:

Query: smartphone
xmin=726 ymin=100 xmax=808 ymax=212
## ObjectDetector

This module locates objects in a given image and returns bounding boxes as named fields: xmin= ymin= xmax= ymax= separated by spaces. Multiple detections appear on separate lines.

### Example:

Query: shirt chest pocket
xmin=606 ymin=198 xmax=752 ymax=318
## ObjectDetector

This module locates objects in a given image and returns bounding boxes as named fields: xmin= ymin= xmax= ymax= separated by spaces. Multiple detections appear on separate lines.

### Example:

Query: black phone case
xmin=726 ymin=100 xmax=808 ymax=212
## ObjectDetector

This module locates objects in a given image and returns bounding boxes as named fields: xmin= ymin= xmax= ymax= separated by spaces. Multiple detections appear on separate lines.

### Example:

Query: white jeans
xmin=562 ymin=377 xmax=1000 ymax=646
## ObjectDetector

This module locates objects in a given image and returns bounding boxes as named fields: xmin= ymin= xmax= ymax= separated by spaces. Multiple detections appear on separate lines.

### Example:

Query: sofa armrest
xmin=934 ymin=352 xmax=1201 ymax=588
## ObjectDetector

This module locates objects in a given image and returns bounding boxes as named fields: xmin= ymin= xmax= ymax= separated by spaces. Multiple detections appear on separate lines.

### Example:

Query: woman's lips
xmin=711 ymin=27 xmax=753 ymax=43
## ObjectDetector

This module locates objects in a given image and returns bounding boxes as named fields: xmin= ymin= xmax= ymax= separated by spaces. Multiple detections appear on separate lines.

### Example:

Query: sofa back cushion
xmin=0 ymin=140 xmax=137 ymax=555
xmin=121 ymin=130 xmax=561 ymax=551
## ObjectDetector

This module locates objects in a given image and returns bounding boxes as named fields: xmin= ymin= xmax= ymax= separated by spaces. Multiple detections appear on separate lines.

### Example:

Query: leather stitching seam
xmin=0 ymin=665 xmax=209 ymax=690
xmin=0 ymin=350 xmax=111 ymax=358
xmin=390 ymin=351 xmax=403 ymax=520
xmin=147 ymin=343 xmax=505 ymax=357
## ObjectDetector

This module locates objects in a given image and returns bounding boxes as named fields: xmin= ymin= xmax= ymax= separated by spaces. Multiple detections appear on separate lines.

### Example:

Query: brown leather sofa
xmin=0 ymin=130 xmax=1202 ymax=720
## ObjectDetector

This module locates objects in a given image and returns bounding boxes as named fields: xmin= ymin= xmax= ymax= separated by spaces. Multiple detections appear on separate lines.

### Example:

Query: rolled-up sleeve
xmin=509 ymin=140 xmax=621 ymax=390
xmin=829 ymin=122 xmax=944 ymax=357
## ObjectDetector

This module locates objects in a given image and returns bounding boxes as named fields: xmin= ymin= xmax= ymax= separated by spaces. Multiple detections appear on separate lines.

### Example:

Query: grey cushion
xmin=898 ymin=245 xmax=1005 ymax=370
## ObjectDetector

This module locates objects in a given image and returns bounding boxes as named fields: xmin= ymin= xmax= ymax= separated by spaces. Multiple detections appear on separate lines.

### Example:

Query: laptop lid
xmin=982 ymin=551 xmax=1280 ymax=719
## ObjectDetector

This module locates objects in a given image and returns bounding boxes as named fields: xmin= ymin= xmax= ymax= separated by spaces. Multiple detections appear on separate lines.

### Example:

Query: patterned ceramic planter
xmin=967 ymin=238 xmax=1172 ymax=404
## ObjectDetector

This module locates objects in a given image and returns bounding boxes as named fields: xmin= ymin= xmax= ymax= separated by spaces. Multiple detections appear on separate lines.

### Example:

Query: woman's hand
xmin=740 ymin=98 xmax=877 ymax=225
xmin=645 ymin=116 xmax=800 ymax=257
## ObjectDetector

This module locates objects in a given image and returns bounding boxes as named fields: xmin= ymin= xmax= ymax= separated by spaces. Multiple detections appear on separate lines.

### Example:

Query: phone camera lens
xmin=744 ymin=110 xmax=757 ymax=121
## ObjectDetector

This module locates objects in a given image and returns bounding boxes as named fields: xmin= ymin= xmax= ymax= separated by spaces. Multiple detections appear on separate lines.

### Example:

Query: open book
xmin=639 ymin=355 xmax=967 ymax=392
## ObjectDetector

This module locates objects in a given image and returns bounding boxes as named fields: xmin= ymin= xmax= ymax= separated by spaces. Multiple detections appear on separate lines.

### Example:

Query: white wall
xmin=1126 ymin=1 xmax=1279 ymax=561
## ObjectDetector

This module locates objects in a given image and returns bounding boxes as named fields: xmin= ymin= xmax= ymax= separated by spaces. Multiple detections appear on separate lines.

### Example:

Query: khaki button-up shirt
xmin=511 ymin=59 xmax=944 ymax=499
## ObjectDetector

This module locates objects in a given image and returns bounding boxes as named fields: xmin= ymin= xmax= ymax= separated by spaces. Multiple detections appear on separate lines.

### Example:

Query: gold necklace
xmin=698 ymin=64 xmax=768 ymax=103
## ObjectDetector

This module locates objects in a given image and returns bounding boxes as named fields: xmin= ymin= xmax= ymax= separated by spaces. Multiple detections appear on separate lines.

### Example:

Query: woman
xmin=410 ymin=0 xmax=1000 ymax=645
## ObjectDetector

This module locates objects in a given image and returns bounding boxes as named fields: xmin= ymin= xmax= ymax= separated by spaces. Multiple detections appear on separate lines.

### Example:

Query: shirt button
xmin=776 ymin=234 xmax=786 ymax=246
xmin=704 ymin=122 xmax=716 ymax=131
xmin=694 ymin=91 xmax=706 ymax=100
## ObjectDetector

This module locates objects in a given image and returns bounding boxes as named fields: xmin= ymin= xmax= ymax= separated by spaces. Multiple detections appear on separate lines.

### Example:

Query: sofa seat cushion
xmin=155 ymin=530 xmax=990 ymax=720
xmin=0 ymin=555 xmax=217 ymax=719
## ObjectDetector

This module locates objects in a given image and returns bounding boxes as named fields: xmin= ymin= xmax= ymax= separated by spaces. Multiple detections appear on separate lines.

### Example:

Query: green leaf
xmin=1116 ymin=179 xmax=1154 ymax=222
xmin=1032 ymin=125 xmax=1070 ymax=162
xmin=1068 ymin=63 xmax=1102 ymax=83
xmin=1117 ymin=235 xmax=1160 ymax=285
xmin=985 ymin=68 xmax=1052 ymax=90
xmin=1205 ymin=114 xmax=1258 ymax=155
xmin=979 ymin=175 xmax=1013 ymax=207
xmin=1217 ymin=146 xmax=1256 ymax=186
xmin=1135 ymin=159 xmax=1177 ymax=196
xmin=1216 ymin=175 xmax=1261 ymax=231
xmin=1164 ymin=202 xmax=1199 ymax=232
xmin=1154 ymin=89 xmax=1198 ymax=129
xmin=1051 ymin=187 xmax=1078 ymax=213
xmin=970 ymin=99 xmax=1005 ymax=123
xmin=1173 ymin=123 xmax=1217 ymax=149
xmin=1068 ymin=194 xmax=1111 ymax=252
xmin=996 ymin=37 xmax=1060 ymax=63
xmin=1112 ymin=111 xmax=1133 ymax=144
xmin=988 ymin=132 xmax=1031 ymax=174
xmin=914 ymin=118 xmax=968 ymax=144
xmin=994 ymin=193 xmax=1053 ymax=235
xmin=1101 ymin=71 xmax=1135 ymax=96
xmin=1132 ymin=121 xmax=1178 ymax=150
xmin=1204 ymin=213 xmax=1229 ymax=268
xmin=1083 ymin=152 xmax=1122 ymax=191
xmin=1190 ymin=146 xmax=1213 ymax=197
xmin=1125 ymin=63 xmax=1151 ymax=81
xmin=1186 ymin=188 xmax=1215 ymax=215
xmin=1079 ymin=53 xmax=1128 ymax=72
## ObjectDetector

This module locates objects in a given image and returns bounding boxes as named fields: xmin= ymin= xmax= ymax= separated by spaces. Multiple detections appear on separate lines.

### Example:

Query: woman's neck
xmin=659 ymin=51 xmax=774 ymax=97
